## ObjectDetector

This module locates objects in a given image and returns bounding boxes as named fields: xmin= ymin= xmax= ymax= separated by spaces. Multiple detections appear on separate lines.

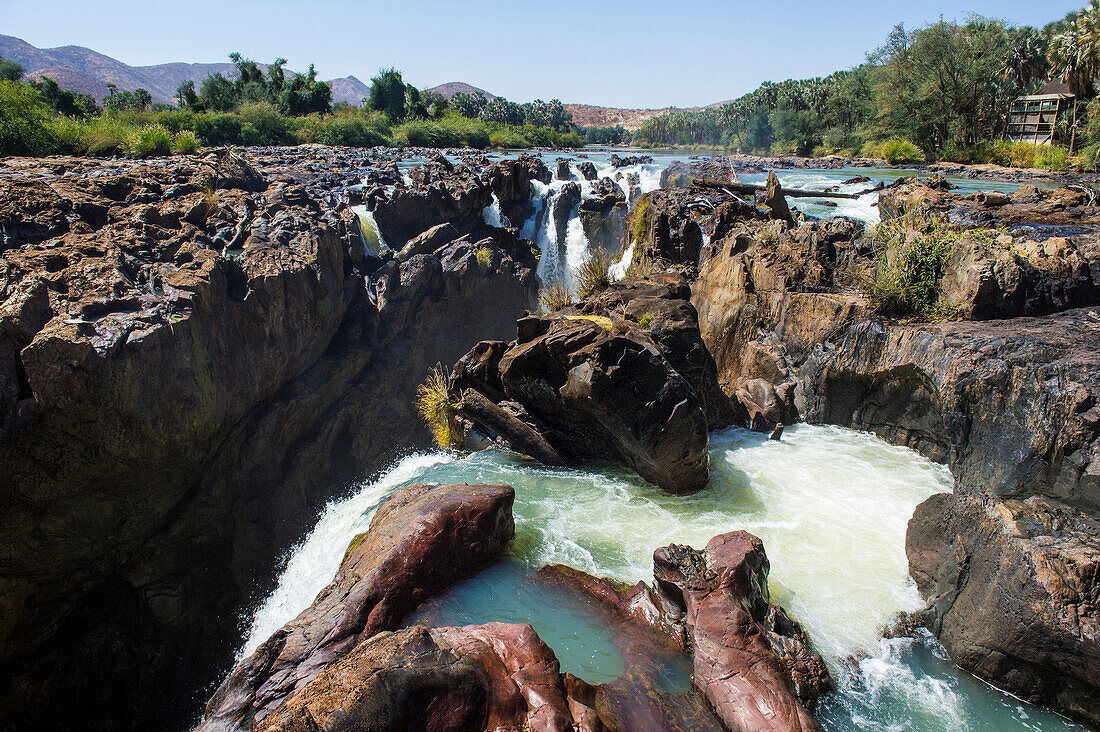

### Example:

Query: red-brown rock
xmin=199 ymin=482 xmax=516 ymax=731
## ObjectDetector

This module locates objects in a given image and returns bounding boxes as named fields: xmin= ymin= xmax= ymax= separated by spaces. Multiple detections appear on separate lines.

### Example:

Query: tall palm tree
xmin=1048 ymin=0 xmax=1100 ymax=98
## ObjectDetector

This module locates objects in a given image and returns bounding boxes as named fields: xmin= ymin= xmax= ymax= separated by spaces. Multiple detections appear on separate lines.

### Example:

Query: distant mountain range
xmin=0 ymin=35 xmax=371 ymax=105
xmin=1 ymin=35 xmax=718 ymax=129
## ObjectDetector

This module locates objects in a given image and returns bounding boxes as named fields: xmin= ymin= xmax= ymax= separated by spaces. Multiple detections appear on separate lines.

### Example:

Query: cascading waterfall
xmin=481 ymin=193 xmax=510 ymax=228
xmin=233 ymin=423 xmax=1083 ymax=731
xmin=350 ymin=204 xmax=387 ymax=256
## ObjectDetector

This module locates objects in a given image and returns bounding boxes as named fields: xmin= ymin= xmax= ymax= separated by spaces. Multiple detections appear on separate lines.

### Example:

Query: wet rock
xmin=556 ymin=158 xmax=572 ymax=180
xmin=653 ymin=533 xmax=827 ymax=730
xmin=200 ymin=482 xmax=516 ymax=730
xmin=907 ymin=492 xmax=1100 ymax=727
xmin=483 ymin=153 xmax=551 ymax=228
xmin=255 ymin=622 xmax=578 ymax=732
xmin=578 ymin=161 xmax=598 ymax=180
xmin=610 ymin=153 xmax=654 ymax=168
xmin=578 ymin=182 xmax=627 ymax=252
xmin=551 ymin=181 xmax=582 ymax=248
xmin=0 ymin=150 xmax=538 ymax=730
xmin=542 ymin=531 xmax=829 ymax=731
xmin=449 ymin=273 xmax=740 ymax=492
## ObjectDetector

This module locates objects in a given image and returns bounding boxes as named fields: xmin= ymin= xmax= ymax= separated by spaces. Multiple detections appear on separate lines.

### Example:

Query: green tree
xmin=0 ymin=55 xmax=23 ymax=81
xmin=0 ymin=81 xmax=53 ymax=155
xmin=368 ymin=68 xmax=407 ymax=122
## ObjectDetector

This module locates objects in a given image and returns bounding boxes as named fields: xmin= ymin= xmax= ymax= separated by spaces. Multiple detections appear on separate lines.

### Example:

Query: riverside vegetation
xmin=0 ymin=57 xmax=584 ymax=157
xmin=631 ymin=4 xmax=1100 ymax=171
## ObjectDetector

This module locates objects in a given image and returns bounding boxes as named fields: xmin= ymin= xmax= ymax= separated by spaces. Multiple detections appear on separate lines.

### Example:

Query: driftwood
xmin=456 ymin=390 xmax=566 ymax=466
xmin=692 ymin=176 xmax=872 ymax=200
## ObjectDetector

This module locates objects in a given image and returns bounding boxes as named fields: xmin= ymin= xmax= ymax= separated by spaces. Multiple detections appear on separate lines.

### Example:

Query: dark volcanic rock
xmin=201 ymin=482 xmax=516 ymax=731
xmin=449 ymin=273 xmax=741 ymax=491
xmin=0 ymin=150 xmax=538 ymax=731
xmin=483 ymin=153 xmax=551 ymax=229
xmin=578 ymin=180 xmax=627 ymax=252
xmin=578 ymin=161 xmax=598 ymax=180
xmin=907 ymin=492 xmax=1100 ymax=727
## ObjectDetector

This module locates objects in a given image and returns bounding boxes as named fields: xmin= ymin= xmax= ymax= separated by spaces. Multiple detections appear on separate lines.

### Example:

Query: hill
xmin=0 ymin=35 xmax=368 ymax=106
xmin=424 ymin=81 xmax=497 ymax=100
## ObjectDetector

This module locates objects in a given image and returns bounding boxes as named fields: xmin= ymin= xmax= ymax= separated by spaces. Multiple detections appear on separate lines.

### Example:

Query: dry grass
xmin=415 ymin=364 xmax=460 ymax=448
xmin=539 ymin=282 xmax=573 ymax=313
xmin=575 ymin=247 xmax=613 ymax=300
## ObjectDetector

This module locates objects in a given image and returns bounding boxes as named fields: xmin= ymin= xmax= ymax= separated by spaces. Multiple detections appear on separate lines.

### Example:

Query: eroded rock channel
xmin=2 ymin=149 xmax=1099 ymax=731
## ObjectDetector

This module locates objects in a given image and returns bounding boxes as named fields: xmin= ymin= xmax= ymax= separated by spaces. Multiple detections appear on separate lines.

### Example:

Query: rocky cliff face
xmin=683 ymin=176 xmax=1100 ymax=725
xmin=0 ymin=149 xmax=538 ymax=731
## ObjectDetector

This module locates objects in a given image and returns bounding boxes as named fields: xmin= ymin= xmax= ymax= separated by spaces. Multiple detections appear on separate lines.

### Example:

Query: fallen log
xmin=692 ymin=176 xmax=873 ymax=199
xmin=457 ymin=389 xmax=567 ymax=466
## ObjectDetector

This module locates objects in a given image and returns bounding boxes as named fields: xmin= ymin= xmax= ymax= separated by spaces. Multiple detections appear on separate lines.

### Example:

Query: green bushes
xmin=392 ymin=116 xmax=491 ymax=149
xmin=173 ymin=130 xmax=199 ymax=154
xmin=295 ymin=111 xmax=389 ymax=147
xmin=129 ymin=124 xmax=171 ymax=157
xmin=489 ymin=128 xmax=528 ymax=149
xmin=0 ymin=80 xmax=54 ymax=155
xmin=236 ymin=102 xmax=293 ymax=146
xmin=865 ymin=215 xmax=991 ymax=318
xmin=861 ymin=137 xmax=926 ymax=164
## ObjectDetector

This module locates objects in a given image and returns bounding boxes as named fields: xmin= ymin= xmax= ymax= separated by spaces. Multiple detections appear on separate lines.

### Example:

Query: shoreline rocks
xmin=200 ymin=482 xmax=516 ymax=731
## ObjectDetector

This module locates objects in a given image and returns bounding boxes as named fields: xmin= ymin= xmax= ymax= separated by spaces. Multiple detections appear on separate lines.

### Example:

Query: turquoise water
xmin=239 ymin=424 xmax=1085 ymax=730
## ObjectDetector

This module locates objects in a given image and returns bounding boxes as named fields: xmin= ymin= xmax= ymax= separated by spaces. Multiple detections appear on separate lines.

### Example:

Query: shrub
xmin=79 ymin=115 xmax=132 ymax=156
xmin=865 ymin=214 xmax=985 ymax=318
xmin=489 ymin=128 xmax=528 ymax=149
xmin=0 ymin=80 xmax=54 ymax=155
xmin=475 ymin=246 xmax=493 ymax=269
xmin=195 ymin=112 xmax=245 ymax=146
xmin=173 ymin=129 xmax=199 ymax=154
xmin=539 ymin=282 xmax=572 ymax=312
xmin=129 ymin=123 xmax=171 ymax=157
xmin=296 ymin=112 xmax=390 ymax=147
xmin=575 ymin=246 xmax=613 ymax=300
xmin=236 ymin=102 xmax=294 ymax=146
xmin=48 ymin=116 xmax=89 ymax=155
xmin=880 ymin=137 xmax=925 ymax=164
xmin=638 ymin=313 xmax=653 ymax=328
xmin=415 ymin=365 xmax=460 ymax=448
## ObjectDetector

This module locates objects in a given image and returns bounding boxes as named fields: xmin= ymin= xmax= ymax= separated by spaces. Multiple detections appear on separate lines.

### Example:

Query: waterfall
xmin=609 ymin=238 xmax=634 ymax=281
xmin=482 ymin=194 xmax=510 ymax=228
xmin=351 ymin=205 xmax=388 ymax=256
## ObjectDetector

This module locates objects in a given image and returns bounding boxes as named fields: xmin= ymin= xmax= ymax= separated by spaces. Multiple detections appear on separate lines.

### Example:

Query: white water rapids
xmin=229 ymin=423 xmax=1085 ymax=730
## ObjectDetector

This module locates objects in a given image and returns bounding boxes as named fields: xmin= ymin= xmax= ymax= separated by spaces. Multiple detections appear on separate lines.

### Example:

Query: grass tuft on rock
xmin=575 ymin=247 xmax=613 ymax=301
xmin=539 ymin=282 xmax=573 ymax=313
xmin=415 ymin=364 xmax=460 ymax=449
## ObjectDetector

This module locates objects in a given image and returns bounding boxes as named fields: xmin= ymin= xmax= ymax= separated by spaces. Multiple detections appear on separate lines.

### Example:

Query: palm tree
xmin=1047 ymin=0 xmax=1100 ymax=98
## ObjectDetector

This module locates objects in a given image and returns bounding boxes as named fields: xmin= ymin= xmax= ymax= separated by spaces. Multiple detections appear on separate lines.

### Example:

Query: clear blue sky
xmin=0 ymin=0 xmax=1085 ymax=107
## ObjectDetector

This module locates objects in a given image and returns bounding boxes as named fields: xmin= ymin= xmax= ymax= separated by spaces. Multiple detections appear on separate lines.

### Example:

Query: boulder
xmin=483 ymin=154 xmax=551 ymax=228
xmin=879 ymin=178 xmax=1100 ymax=228
xmin=578 ymin=161 xmax=598 ymax=180
xmin=449 ymin=273 xmax=741 ymax=492
xmin=907 ymin=492 xmax=1100 ymax=727
xmin=200 ymin=482 xmax=516 ymax=730
xmin=556 ymin=158 xmax=572 ymax=181
xmin=653 ymin=533 xmax=827 ymax=731
xmin=541 ymin=531 xmax=828 ymax=731
xmin=255 ymin=623 xmax=578 ymax=732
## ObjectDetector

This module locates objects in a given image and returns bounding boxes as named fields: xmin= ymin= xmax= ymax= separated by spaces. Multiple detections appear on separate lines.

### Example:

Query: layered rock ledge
xmin=200 ymin=482 xmax=516 ymax=731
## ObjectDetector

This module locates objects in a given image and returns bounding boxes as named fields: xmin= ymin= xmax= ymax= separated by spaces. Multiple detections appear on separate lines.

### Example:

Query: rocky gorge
xmin=2 ymin=146 xmax=1100 ymax=732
